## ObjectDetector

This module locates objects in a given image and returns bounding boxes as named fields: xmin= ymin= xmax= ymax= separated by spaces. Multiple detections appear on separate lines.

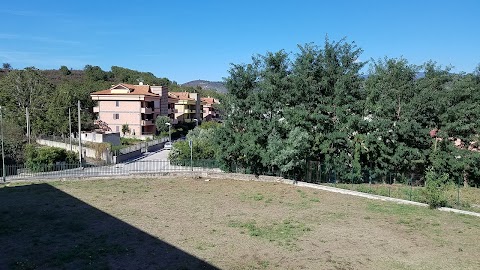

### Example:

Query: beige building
xmin=201 ymin=97 xmax=220 ymax=121
xmin=90 ymin=83 xmax=168 ymax=139
xmin=168 ymin=92 xmax=204 ymax=124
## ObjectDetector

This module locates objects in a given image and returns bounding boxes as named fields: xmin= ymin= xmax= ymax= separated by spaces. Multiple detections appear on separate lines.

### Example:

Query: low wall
xmin=36 ymin=139 xmax=113 ymax=164
xmin=147 ymin=142 xmax=166 ymax=152
xmin=114 ymin=149 xmax=142 ymax=163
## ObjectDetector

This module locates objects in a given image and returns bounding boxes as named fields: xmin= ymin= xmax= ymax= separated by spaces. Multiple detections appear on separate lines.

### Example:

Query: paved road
xmin=138 ymin=149 xmax=171 ymax=161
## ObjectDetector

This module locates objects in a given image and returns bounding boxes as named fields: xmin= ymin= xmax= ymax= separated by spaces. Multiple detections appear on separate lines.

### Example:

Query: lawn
xmin=1 ymin=178 xmax=479 ymax=269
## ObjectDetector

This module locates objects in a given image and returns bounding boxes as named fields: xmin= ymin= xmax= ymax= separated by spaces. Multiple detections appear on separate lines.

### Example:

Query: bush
xmin=424 ymin=169 xmax=450 ymax=208
xmin=25 ymin=145 xmax=78 ymax=171
xmin=168 ymin=126 xmax=218 ymax=163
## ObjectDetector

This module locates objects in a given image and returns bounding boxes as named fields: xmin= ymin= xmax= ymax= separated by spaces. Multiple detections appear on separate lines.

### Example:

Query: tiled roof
xmin=90 ymin=83 xmax=159 ymax=97
xmin=168 ymin=91 xmax=195 ymax=101
xmin=201 ymin=97 xmax=218 ymax=105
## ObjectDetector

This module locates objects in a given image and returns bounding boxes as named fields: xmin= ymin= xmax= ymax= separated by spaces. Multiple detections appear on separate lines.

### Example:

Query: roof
xmin=201 ymin=97 xmax=219 ymax=105
xmin=169 ymin=91 xmax=195 ymax=101
xmin=90 ymin=83 xmax=159 ymax=97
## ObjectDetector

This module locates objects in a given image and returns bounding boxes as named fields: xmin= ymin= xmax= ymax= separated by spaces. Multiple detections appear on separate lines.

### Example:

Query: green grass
xmin=228 ymin=219 xmax=311 ymax=250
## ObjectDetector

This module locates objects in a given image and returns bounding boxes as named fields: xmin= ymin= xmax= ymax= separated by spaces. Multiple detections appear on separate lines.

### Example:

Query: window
xmin=113 ymin=113 xmax=119 ymax=120
xmin=115 ymin=101 xmax=120 ymax=107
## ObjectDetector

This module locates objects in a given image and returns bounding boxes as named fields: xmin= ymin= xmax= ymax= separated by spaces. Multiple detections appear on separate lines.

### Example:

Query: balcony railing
xmin=141 ymin=120 xmax=153 ymax=126
xmin=141 ymin=107 xmax=153 ymax=114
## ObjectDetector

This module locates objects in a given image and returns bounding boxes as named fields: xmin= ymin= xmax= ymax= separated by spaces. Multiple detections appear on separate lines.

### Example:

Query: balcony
xmin=141 ymin=107 xmax=153 ymax=114
xmin=141 ymin=120 xmax=153 ymax=126
xmin=93 ymin=106 xmax=100 ymax=113
xmin=168 ymin=108 xmax=178 ymax=114
xmin=184 ymin=109 xmax=196 ymax=114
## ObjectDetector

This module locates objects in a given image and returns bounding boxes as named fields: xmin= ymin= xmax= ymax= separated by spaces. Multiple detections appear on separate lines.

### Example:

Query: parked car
xmin=164 ymin=142 xmax=172 ymax=150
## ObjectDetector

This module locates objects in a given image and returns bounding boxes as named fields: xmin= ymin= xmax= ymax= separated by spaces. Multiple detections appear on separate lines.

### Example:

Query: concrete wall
xmin=81 ymin=132 xmax=121 ymax=146
xmin=147 ymin=141 xmax=166 ymax=152
xmin=36 ymin=139 xmax=114 ymax=163
xmin=114 ymin=149 xmax=142 ymax=163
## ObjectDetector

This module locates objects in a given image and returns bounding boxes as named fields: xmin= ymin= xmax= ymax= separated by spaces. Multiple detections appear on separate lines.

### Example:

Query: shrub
xmin=424 ymin=169 xmax=450 ymax=208
xmin=25 ymin=145 xmax=79 ymax=172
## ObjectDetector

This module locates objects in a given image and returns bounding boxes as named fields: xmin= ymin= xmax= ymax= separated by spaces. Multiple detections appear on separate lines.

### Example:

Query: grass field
xmin=1 ymin=178 xmax=479 ymax=269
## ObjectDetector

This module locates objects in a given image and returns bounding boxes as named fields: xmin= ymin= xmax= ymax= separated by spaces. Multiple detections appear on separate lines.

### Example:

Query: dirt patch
xmin=1 ymin=178 xmax=479 ymax=269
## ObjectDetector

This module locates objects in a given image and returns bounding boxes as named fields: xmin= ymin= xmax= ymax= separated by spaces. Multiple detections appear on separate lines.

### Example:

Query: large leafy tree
xmin=0 ymin=67 xmax=52 ymax=136
xmin=216 ymin=38 xmax=366 ymax=178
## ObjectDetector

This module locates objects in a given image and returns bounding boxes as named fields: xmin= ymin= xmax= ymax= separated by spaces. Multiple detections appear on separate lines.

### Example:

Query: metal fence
xmin=1 ymin=160 xmax=220 ymax=181
xmin=228 ymin=160 xmax=475 ymax=210
xmin=2 ymin=159 xmax=476 ymax=212
xmin=303 ymin=161 xmax=473 ymax=210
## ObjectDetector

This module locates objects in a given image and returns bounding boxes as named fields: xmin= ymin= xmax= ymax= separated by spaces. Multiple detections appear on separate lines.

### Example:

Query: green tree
xmin=2 ymin=63 xmax=12 ymax=71
xmin=169 ymin=126 xmax=218 ymax=162
xmin=155 ymin=116 xmax=171 ymax=133
xmin=121 ymin=124 xmax=130 ymax=136
xmin=364 ymin=58 xmax=427 ymax=177
xmin=0 ymin=67 xmax=53 ymax=136
xmin=59 ymin=65 xmax=71 ymax=75
xmin=216 ymin=38 xmax=366 ymax=178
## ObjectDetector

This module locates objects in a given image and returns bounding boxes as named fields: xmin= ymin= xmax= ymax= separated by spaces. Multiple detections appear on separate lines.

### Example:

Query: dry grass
xmin=1 ymin=177 xmax=479 ymax=269
xmin=328 ymin=182 xmax=480 ymax=212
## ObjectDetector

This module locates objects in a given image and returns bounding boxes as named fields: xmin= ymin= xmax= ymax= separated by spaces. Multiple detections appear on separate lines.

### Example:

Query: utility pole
xmin=69 ymin=108 xmax=72 ymax=151
xmin=0 ymin=106 xmax=6 ymax=182
xmin=77 ymin=101 xmax=82 ymax=167
xmin=26 ymin=107 xmax=30 ymax=144
xmin=189 ymin=139 xmax=193 ymax=171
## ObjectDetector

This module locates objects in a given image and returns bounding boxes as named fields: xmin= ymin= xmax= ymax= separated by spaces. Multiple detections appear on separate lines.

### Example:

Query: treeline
xmin=214 ymin=39 xmax=480 ymax=186
xmin=0 ymin=65 xmax=222 ymax=164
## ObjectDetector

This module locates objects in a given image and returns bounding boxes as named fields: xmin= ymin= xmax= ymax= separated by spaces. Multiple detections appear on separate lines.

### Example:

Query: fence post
xmin=388 ymin=173 xmax=391 ymax=197
xmin=457 ymin=176 xmax=460 ymax=206
xmin=409 ymin=176 xmax=413 ymax=201
xmin=351 ymin=168 xmax=354 ymax=190
xmin=334 ymin=171 xmax=337 ymax=187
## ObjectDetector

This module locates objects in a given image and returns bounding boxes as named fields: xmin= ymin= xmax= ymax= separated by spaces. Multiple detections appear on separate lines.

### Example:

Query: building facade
xmin=168 ymin=92 xmax=204 ymax=124
xmin=201 ymin=97 xmax=220 ymax=121
xmin=90 ymin=83 xmax=168 ymax=139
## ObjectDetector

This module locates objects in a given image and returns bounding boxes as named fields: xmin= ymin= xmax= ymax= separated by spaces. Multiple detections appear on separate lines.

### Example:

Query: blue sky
xmin=1 ymin=0 xmax=478 ymax=83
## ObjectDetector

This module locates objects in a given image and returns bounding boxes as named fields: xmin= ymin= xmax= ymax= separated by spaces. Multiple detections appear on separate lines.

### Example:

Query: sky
xmin=1 ymin=0 xmax=479 ymax=83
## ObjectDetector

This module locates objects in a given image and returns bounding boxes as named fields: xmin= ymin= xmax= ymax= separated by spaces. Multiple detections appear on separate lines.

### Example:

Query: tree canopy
xmin=215 ymin=38 xmax=480 ymax=185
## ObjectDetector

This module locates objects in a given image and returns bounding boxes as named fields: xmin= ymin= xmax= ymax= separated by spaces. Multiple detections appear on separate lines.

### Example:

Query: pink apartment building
xmin=90 ymin=83 xmax=168 ymax=139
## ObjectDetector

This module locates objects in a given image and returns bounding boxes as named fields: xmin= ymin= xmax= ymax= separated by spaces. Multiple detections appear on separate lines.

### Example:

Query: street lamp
xmin=193 ymin=118 xmax=198 ymax=127
xmin=0 ymin=106 xmax=6 ymax=182
xmin=165 ymin=122 xmax=171 ymax=142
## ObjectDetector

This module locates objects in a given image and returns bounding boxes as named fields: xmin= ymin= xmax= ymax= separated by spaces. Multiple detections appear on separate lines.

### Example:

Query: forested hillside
xmin=0 ymin=65 xmax=222 ymax=164
xmin=215 ymin=39 xmax=480 ymax=186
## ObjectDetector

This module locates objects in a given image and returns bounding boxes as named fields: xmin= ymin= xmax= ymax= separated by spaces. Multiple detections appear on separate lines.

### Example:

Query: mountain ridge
xmin=182 ymin=80 xmax=227 ymax=93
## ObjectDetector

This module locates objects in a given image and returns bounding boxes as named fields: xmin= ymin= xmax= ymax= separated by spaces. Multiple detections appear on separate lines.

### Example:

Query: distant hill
xmin=182 ymin=80 xmax=227 ymax=93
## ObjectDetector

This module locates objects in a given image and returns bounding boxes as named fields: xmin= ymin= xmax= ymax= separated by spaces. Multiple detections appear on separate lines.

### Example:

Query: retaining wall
xmin=36 ymin=139 xmax=113 ymax=163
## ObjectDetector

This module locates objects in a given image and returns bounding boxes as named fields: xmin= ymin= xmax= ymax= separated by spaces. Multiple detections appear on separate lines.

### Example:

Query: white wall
xmin=36 ymin=139 xmax=113 ymax=163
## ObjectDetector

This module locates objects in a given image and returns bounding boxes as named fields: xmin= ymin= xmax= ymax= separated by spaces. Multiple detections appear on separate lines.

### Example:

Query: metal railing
xmin=1 ymin=160 xmax=220 ymax=181
xmin=116 ymin=137 xmax=169 ymax=155
xmin=227 ymin=161 xmax=478 ymax=212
